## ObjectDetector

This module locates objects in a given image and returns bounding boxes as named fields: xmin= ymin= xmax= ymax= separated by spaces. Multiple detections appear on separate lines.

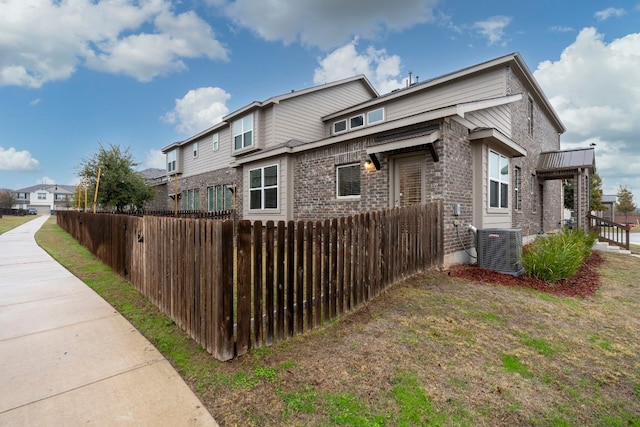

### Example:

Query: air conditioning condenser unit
xmin=476 ymin=228 xmax=525 ymax=276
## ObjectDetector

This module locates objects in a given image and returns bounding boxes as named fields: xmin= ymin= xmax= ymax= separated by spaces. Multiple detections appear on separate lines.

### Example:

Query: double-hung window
xmin=167 ymin=149 xmax=177 ymax=173
xmin=212 ymin=133 xmax=219 ymax=151
xmin=249 ymin=165 xmax=278 ymax=210
xmin=233 ymin=114 xmax=253 ymax=150
xmin=37 ymin=193 xmax=46 ymax=200
xmin=514 ymin=166 xmax=522 ymax=211
xmin=336 ymin=164 xmax=360 ymax=198
xmin=489 ymin=151 xmax=509 ymax=209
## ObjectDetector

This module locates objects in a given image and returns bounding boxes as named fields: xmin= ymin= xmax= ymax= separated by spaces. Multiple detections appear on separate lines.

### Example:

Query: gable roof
xmin=162 ymin=75 xmax=378 ymax=152
xmin=15 ymin=184 xmax=76 ymax=194
xmin=323 ymin=52 xmax=565 ymax=134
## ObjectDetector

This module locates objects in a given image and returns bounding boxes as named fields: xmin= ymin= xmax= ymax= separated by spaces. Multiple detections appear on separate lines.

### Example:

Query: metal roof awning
xmin=536 ymin=148 xmax=595 ymax=179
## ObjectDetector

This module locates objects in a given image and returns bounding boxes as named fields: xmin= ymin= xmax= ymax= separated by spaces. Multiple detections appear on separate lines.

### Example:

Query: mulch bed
xmin=449 ymin=251 xmax=604 ymax=298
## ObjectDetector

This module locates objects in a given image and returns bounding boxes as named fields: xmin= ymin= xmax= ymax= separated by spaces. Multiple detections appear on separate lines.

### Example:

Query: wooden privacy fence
xmin=57 ymin=201 xmax=443 ymax=361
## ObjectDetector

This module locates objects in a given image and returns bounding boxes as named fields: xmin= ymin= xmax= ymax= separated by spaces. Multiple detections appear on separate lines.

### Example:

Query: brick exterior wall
xmin=508 ymin=67 xmax=563 ymax=237
xmin=161 ymin=168 xmax=243 ymax=213
xmin=291 ymin=119 xmax=478 ymax=257
xmin=440 ymin=118 xmax=475 ymax=255
xmin=293 ymin=139 xmax=390 ymax=220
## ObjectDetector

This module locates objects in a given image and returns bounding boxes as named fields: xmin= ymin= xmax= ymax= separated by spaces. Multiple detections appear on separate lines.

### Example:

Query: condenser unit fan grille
xmin=476 ymin=228 xmax=524 ymax=276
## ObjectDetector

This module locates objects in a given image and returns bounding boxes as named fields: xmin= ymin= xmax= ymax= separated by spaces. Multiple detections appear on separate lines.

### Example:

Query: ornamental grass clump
xmin=522 ymin=230 xmax=598 ymax=284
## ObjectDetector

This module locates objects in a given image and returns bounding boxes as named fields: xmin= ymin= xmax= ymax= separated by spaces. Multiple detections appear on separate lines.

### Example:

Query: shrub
xmin=522 ymin=229 xmax=597 ymax=284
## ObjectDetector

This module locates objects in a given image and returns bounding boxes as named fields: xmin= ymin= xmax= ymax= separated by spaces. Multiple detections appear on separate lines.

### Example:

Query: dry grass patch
xmin=36 ymin=218 xmax=640 ymax=426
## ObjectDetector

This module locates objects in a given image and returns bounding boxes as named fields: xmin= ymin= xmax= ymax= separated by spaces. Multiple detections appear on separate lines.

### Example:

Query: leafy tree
xmin=589 ymin=172 xmax=605 ymax=212
xmin=0 ymin=189 xmax=17 ymax=209
xmin=563 ymin=172 xmax=605 ymax=212
xmin=563 ymin=179 xmax=573 ymax=210
xmin=78 ymin=143 xmax=154 ymax=212
xmin=615 ymin=185 xmax=636 ymax=225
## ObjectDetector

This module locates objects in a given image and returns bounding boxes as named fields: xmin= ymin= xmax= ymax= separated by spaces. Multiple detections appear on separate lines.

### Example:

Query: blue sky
xmin=0 ymin=1 xmax=638 ymax=196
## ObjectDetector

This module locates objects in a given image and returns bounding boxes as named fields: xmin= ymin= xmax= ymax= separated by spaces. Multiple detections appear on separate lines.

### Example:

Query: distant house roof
xmin=537 ymin=148 xmax=596 ymax=177
xmin=14 ymin=184 xmax=76 ymax=194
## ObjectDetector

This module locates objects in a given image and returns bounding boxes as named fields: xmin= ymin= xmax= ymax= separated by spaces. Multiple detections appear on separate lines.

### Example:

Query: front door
xmin=394 ymin=156 xmax=423 ymax=207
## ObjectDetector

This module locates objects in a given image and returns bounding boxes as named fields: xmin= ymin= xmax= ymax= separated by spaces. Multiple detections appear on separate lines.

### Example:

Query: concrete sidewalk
xmin=0 ymin=215 xmax=218 ymax=426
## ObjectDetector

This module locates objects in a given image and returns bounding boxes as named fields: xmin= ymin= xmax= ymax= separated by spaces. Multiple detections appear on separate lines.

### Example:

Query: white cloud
xmin=534 ymin=28 xmax=640 ymax=194
xmin=0 ymin=0 xmax=227 ymax=87
xmin=313 ymin=40 xmax=403 ymax=94
xmin=0 ymin=147 xmax=41 ymax=171
xmin=222 ymin=0 xmax=438 ymax=49
xmin=594 ymin=7 xmax=626 ymax=21
xmin=144 ymin=149 xmax=167 ymax=169
xmin=162 ymin=87 xmax=231 ymax=135
xmin=472 ymin=15 xmax=511 ymax=46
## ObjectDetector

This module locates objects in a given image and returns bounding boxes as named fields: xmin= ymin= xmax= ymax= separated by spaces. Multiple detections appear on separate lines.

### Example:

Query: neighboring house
xmin=13 ymin=185 xmax=75 ymax=213
xmin=600 ymin=194 xmax=617 ymax=221
xmin=160 ymin=53 xmax=584 ymax=266
xmin=139 ymin=168 xmax=170 ymax=211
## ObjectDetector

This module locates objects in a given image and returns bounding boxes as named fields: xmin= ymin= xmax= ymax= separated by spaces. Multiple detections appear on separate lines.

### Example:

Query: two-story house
xmin=14 ymin=185 xmax=75 ymax=213
xmin=161 ymin=53 xmax=582 ymax=266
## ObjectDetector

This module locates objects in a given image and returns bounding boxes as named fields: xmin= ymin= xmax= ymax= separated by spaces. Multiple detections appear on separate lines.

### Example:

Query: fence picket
xmin=56 ymin=201 xmax=443 ymax=361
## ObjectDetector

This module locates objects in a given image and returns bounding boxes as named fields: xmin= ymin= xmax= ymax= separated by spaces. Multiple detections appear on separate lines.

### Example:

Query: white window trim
xmin=212 ymin=133 xmax=219 ymax=152
xmin=367 ymin=108 xmax=384 ymax=125
xmin=249 ymin=164 xmax=279 ymax=211
xmin=488 ymin=150 xmax=509 ymax=210
xmin=193 ymin=142 xmax=198 ymax=158
xmin=332 ymin=107 xmax=385 ymax=135
xmin=349 ymin=114 xmax=364 ymax=130
xmin=167 ymin=149 xmax=177 ymax=173
xmin=336 ymin=163 xmax=361 ymax=199
xmin=333 ymin=119 xmax=347 ymax=134
xmin=233 ymin=114 xmax=254 ymax=152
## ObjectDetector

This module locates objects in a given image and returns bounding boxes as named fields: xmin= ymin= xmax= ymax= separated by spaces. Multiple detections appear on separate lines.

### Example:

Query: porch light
xmin=364 ymin=160 xmax=374 ymax=170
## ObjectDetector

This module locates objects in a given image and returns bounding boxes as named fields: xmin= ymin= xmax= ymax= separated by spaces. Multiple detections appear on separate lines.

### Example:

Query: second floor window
xmin=37 ymin=193 xmax=46 ymax=200
xmin=193 ymin=142 xmax=198 ymax=158
xmin=249 ymin=165 xmax=278 ymax=210
xmin=233 ymin=114 xmax=253 ymax=150
xmin=167 ymin=149 xmax=177 ymax=173
xmin=212 ymin=133 xmax=219 ymax=151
